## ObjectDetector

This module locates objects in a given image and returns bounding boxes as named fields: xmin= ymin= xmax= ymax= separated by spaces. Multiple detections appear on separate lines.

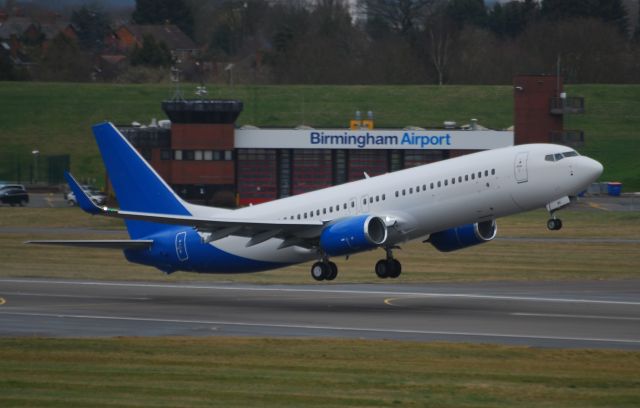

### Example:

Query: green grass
xmin=0 ymin=337 xmax=638 ymax=407
xmin=0 ymin=82 xmax=638 ymax=189
xmin=1 ymin=206 xmax=639 ymax=283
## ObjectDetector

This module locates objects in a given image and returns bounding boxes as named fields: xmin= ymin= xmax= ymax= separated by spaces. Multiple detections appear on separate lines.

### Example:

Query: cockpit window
xmin=546 ymin=151 xmax=580 ymax=162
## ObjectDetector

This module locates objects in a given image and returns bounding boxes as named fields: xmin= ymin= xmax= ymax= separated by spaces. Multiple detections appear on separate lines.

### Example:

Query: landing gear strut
xmin=546 ymin=196 xmax=570 ymax=231
xmin=374 ymin=247 xmax=402 ymax=279
xmin=310 ymin=260 xmax=337 ymax=281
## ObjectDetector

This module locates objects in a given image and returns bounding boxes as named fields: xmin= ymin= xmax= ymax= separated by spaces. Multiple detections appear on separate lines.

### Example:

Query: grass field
xmin=1 ymin=206 xmax=639 ymax=283
xmin=0 ymin=82 xmax=638 ymax=189
xmin=0 ymin=337 xmax=639 ymax=407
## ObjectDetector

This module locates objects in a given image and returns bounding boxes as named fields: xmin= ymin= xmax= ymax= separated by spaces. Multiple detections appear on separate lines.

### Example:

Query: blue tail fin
xmin=92 ymin=122 xmax=191 ymax=239
xmin=64 ymin=172 xmax=102 ymax=214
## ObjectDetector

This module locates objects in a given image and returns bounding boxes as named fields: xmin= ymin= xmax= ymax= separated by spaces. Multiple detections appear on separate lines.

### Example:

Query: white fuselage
xmin=186 ymin=143 xmax=603 ymax=265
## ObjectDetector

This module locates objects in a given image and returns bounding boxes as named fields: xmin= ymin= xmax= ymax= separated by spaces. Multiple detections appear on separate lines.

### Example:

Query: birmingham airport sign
xmin=235 ymin=129 xmax=514 ymax=150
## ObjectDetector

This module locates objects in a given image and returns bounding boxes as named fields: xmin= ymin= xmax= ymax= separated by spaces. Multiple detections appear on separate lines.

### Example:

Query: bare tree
xmin=360 ymin=0 xmax=435 ymax=38
xmin=421 ymin=0 xmax=457 ymax=85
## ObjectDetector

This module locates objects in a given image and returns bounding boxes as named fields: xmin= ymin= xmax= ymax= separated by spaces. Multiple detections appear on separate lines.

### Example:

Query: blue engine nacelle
xmin=320 ymin=215 xmax=388 ymax=257
xmin=429 ymin=220 xmax=497 ymax=252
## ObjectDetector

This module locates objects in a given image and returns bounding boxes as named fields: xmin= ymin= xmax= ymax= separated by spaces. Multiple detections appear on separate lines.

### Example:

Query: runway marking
xmin=1 ymin=311 xmax=639 ymax=346
xmin=2 ymin=279 xmax=638 ymax=306
xmin=512 ymin=313 xmax=640 ymax=321
xmin=0 ymin=292 xmax=150 ymax=301
xmin=587 ymin=201 xmax=610 ymax=211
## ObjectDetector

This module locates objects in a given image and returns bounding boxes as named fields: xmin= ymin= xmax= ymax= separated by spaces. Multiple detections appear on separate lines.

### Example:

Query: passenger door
xmin=514 ymin=152 xmax=529 ymax=183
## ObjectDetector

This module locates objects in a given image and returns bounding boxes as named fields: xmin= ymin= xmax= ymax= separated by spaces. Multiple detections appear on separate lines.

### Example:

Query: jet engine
xmin=320 ymin=215 xmax=387 ymax=256
xmin=429 ymin=220 xmax=497 ymax=252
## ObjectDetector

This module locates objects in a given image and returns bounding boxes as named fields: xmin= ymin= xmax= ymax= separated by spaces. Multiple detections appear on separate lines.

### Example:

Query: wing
xmin=26 ymin=240 xmax=153 ymax=249
xmin=65 ymin=172 xmax=325 ymax=249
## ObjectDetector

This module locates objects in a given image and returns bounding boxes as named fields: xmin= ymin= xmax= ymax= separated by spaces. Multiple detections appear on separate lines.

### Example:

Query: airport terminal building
xmin=119 ymin=75 xmax=583 ymax=206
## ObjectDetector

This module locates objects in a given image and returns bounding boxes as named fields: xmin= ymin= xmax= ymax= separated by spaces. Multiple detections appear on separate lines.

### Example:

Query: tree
xmin=71 ymin=5 xmax=111 ymax=51
xmin=488 ymin=0 xmax=538 ymax=38
xmin=133 ymin=0 xmax=194 ymax=38
xmin=360 ymin=0 xmax=435 ymax=39
xmin=445 ymin=0 xmax=487 ymax=29
xmin=37 ymin=33 xmax=92 ymax=81
xmin=130 ymin=35 xmax=172 ymax=67
xmin=421 ymin=0 xmax=458 ymax=85
xmin=541 ymin=0 xmax=628 ymax=34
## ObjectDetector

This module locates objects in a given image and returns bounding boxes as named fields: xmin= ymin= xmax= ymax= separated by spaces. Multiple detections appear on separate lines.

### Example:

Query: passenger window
xmin=437 ymin=181 xmax=441 ymax=187
xmin=471 ymin=173 xmax=475 ymax=180
xmin=409 ymin=188 xmax=413 ymax=194
xmin=362 ymin=199 xmax=366 ymax=205
xmin=323 ymin=208 xmax=326 ymax=214
xmin=329 ymin=207 xmax=333 ymax=213
xmin=491 ymin=169 xmax=495 ymax=175
xmin=395 ymin=191 xmax=399 ymax=197
xmin=465 ymin=175 xmax=469 ymax=181
xmin=478 ymin=172 xmax=482 ymax=178
xmin=452 ymin=178 xmax=455 ymax=185
xmin=343 ymin=203 xmax=347 ymax=209
xmin=297 ymin=214 xmax=301 ymax=219
xmin=369 ymin=197 xmax=373 ymax=203
xmin=316 ymin=209 xmax=320 ymax=216
xmin=402 ymin=189 xmax=406 ymax=196
xmin=382 ymin=194 xmax=386 ymax=200
xmin=484 ymin=170 xmax=489 ymax=177
xmin=430 ymin=182 xmax=434 ymax=189
xmin=444 ymin=180 xmax=448 ymax=186
xmin=458 ymin=176 xmax=462 ymax=183
xmin=375 ymin=196 xmax=379 ymax=202
xmin=351 ymin=201 xmax=355 ymax=207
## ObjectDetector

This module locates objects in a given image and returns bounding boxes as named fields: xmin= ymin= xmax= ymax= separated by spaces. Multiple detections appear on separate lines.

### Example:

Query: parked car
xmin=67 ymin=187 xmax=107 ymax=206
xmin=0 ymin=184 xmax=26 ymax=192
xmin=0 ymin=186 xmax=29 ymax=206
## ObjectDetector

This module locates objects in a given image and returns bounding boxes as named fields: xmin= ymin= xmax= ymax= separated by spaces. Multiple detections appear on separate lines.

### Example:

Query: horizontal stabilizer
xmin=26 ymin=240 xmax=153 ymax=249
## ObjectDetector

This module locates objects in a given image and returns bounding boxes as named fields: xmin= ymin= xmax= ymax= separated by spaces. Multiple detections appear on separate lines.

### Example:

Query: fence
xmin=0 ymin=152 xmax=69 ymax=185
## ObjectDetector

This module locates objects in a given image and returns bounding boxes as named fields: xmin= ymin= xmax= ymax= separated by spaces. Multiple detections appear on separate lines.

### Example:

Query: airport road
xmin=0 ymin=278 xmax=639 ymax=349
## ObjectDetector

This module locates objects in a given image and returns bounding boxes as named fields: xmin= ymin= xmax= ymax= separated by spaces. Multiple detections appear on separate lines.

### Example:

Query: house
xmin=114 ymin=24 xmax=199 ymax=62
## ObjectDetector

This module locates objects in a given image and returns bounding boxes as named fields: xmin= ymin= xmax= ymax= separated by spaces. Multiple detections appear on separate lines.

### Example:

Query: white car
xmin=67 ymin=186 xmax=107 ymax=206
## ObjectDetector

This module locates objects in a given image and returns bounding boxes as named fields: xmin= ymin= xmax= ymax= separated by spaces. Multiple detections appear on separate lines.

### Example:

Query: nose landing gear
xmin=547 ymin=217 xmax=563 ymax=231
xmin=546 ymin=196 xmax=571 ymax=231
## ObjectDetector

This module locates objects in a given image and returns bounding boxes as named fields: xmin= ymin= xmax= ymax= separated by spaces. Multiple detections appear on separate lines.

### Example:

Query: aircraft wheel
xmin=326 ymin=262 xmax=338 ymax=281
xmin=375 ymin=259 xmax=389 ymax=279
xmin=547 ymin=218 xmax=562 ymax=231
xmin=311 ymin=261 xmax=327 ymax=281
xmin=388 ymin=259 xmax=402 ymax=278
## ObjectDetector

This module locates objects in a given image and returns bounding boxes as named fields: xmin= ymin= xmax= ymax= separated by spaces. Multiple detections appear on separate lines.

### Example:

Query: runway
xmin=1 ymin=278 xmax=639 ymax=349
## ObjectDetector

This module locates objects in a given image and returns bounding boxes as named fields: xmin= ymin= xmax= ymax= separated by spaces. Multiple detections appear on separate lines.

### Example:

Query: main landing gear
xmin=310 ymin=260 xmax=338 ymax=281
xmin=374 ymin=247 xmax=402 ymax=279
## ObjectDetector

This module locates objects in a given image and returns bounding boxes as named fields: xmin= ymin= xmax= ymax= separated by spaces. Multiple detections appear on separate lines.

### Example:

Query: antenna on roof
xmin=170 ymin=61 xmax=184 ymax=101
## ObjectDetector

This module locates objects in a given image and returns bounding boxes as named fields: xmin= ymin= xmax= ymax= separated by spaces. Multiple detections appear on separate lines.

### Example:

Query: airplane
xmin=29 ymin=122 xmax=603 ymax=281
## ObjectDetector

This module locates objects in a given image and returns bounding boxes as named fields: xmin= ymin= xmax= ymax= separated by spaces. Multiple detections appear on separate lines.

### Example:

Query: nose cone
xmin=586 ymin=157 xmax=604 ymax=181
xmin=578 ymin=156 xmax=604 ymax=184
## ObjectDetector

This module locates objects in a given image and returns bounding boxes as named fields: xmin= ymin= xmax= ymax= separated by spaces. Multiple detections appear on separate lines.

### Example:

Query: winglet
xmin=64 ymin=172 xmax=103 ymax=215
